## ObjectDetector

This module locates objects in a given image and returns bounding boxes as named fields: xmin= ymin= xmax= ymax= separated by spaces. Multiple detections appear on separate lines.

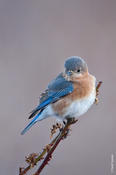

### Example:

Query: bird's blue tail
xmin=21 ymin=112 xmax=42 ymax=135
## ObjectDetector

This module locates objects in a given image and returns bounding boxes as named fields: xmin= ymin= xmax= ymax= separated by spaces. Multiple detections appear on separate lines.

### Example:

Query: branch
xmin=34 ymin=118 xmax=77 ymax=175
xmin=19 ymin=132 xmax=61 ymax=175
xmin=19 ymin=119 xmax=77 ymax=175
xmin=19 ymin=81 xmax=102 ymax=175
xmin=95 ymin=81 xmax=102 ymax=104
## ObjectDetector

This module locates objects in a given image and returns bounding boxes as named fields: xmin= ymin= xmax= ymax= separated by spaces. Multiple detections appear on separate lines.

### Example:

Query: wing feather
xmin=29 ymin=73 xmax=73 ymax=119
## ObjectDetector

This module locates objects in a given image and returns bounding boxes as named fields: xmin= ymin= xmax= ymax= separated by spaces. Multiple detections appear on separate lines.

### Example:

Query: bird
xmin=21 ymin=56 xmax=96 ymax=135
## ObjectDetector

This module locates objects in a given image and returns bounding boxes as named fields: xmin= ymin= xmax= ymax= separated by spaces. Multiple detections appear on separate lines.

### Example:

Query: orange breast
xmin=52 ymin=73 xmax=95 ymax=116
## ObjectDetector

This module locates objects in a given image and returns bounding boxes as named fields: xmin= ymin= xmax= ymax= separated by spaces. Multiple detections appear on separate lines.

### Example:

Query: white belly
xmin=39 ymin=87 xmax=96 ymax=121
xmin=62 ymin=89 xmax=96 ymax=119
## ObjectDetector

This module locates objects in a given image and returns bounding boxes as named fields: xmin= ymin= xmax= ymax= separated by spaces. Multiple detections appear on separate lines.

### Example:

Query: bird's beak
xmin=66 ymin=71 xmax=73 ymax=76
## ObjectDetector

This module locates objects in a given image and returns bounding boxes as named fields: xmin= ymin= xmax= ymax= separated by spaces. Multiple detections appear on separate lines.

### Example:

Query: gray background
xmin=0 ymin=0 xmax=115 ymax=175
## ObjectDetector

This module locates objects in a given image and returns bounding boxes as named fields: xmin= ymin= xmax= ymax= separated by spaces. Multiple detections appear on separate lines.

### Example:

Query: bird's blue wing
xmin=29 ymin=73 xmax=74 ymax=119
xmin=21 ymin=73 xmax=73 ymax=135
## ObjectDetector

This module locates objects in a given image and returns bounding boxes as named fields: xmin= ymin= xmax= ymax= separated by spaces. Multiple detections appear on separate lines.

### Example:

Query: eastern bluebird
xmin=21 ymin=56 xmax=96 ymax=135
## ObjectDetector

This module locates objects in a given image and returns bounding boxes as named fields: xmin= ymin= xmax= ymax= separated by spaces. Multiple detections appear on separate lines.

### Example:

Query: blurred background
xmin=0 ymin=0 xmax=115 ymax=174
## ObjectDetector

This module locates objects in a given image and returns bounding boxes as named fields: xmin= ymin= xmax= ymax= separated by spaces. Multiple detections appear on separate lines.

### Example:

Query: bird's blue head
xmin=64 ymin=56 xmax=88 ymax=77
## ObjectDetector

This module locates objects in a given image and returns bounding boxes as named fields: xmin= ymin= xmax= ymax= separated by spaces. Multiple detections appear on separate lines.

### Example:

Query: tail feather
xmin=21 ymin=112 xmax=41 ymax=135
xmin=28 ymin=108 xmax=39 ymax=119
xmin=28 ymin=98 xmax=52 ymax=119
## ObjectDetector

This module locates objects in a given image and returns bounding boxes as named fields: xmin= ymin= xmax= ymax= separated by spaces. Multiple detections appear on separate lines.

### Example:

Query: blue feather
xmin=22 ymin=73 xmax=74 ymax=134
xmin=28 ymin=82 xmax=74 ymax=119
xmin=37 ymin=97 xmax=53 ymax=110
xmin=38 ymin=86 xmax=73 ymax=110
xmin=21 ymin=112 xmax=42 ymax=135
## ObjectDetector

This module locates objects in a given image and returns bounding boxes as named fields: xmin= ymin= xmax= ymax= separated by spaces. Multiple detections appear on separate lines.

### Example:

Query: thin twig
xmin=95 ymin=81 xmax=102 ymax=104
xmin=19 ymin=119 xmax=77 ymax=175
xmin=96 ymin=81 xmax=102 ymax=95
xmin=34 ymin=118 xmax=78 ymax=175
xmin=19 ymin=133 xmax=60 ymax=175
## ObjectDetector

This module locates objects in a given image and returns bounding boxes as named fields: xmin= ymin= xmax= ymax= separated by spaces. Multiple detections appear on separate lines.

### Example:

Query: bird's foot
xmin=67 ymin=117 xmax=78 ymax=124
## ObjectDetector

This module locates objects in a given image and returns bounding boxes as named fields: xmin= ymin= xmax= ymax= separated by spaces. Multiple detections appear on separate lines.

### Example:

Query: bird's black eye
xmin=77 ymin=69 xmax=81 ymax=73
